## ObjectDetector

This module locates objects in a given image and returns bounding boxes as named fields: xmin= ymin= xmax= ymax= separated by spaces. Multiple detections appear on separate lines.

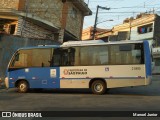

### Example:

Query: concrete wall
xmin=0 ymin=34 xmax=60 ymax=80
xmin=130 ymin=22 xmax=154 ymax=40
xmin=66 ymin=2 xmax=83 ymax=39
xmin=66 ymin=3 xmax=83 ymax=39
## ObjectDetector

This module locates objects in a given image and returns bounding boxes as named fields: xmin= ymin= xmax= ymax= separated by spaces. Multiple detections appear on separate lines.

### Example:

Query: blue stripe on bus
xmin=143 ymin=41 xmax=152 ymax=77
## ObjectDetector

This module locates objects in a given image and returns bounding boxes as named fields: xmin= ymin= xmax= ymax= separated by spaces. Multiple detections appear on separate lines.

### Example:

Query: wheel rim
xmin=94 ymin=83 xmax=103 ymax=92
xmin=19 ymin=83 xmax=26 ymax=92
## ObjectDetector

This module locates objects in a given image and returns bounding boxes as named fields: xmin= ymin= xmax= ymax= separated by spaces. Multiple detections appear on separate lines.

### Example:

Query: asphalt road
xmin=0 ymin=76 xmax=160 ymax=119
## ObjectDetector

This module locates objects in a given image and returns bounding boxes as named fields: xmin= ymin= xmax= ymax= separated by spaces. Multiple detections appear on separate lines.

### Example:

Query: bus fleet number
xmin=132 ymin=67 xmax=141 ymax=70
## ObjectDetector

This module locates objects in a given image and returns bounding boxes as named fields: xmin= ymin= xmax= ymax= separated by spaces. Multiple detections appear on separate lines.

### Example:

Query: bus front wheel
xmin=91 ymin=80 xmax=106 ymax=95
xmin=17 ymin=81 xmax=29 ymax=93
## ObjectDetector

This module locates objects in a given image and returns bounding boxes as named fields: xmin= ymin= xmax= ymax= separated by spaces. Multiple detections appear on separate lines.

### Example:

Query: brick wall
xmin=16 ymin=17 xmax=55 ymax=40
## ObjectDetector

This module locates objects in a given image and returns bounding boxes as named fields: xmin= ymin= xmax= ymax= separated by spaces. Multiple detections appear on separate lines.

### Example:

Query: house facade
xmin=0 ymin=0 xmax=92 ymax=42
xmin=82 ymin=26 xmax=112 ymax=41
xmin=83 ymin=13 xmax=158 ymax=46
xmin=111 ymin=14 xmax=156 ymax=46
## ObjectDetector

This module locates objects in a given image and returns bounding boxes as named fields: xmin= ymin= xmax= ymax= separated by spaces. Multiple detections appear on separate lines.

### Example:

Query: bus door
xmin=21 ymin=67 xmax=60 ymax=89
xmin=34 ymin=48 xmax=61 ymax=89
xmin=30 ymin=67 xmax=60 ymax=89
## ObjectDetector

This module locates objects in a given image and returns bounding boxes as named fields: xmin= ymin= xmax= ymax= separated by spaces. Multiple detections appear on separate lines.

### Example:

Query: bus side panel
xmin=8 ymin=67 xmax=60 ymax=89
xmin=59 ymin=65 xmax=147 ymax=88
xmin=143 ymin=41 xmax=152 ymax=78
xmin=106 ymin=78 xmax=146 ymax=88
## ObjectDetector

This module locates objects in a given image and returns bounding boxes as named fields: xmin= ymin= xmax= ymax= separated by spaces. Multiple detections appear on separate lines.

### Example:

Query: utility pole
xmin=129 ymin=18 xmax=134 ymax=40
xmin=87 ymin=0 xmax=90 ymax=5
xmin=92 ymin=5 xmax=110 ymax=40
xmin=129 ymin=20 xmax=131 ymax=40
xmin=92 ymin=5 xmax=99 ymax=40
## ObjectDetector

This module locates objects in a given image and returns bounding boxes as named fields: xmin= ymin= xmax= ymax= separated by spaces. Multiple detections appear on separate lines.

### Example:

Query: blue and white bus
xmin=5 ymin=40 xmax=152 ymax=94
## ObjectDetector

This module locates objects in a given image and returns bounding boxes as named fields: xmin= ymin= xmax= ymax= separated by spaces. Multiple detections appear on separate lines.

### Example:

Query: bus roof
xmin=17 ymin=40 xmax=146 ymax=50
xmin=61 ymin=40 xmax=145 ymax=47
xmin=17 ymin=45 xmax=60 ymax=50
xmin=62 ymin=40 xmax=105 ymax=46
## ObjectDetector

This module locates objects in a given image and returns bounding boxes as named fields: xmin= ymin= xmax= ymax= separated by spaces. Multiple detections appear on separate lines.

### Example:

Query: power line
xmin=84 ymin=0 xmax=160 ymax=29
xmin=92 ymin=11 xmax=148 ymax=14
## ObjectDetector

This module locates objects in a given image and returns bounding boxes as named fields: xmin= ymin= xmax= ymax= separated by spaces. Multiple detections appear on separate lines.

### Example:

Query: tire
xmin=17 ymin=81 xmax=29 ymax=93
xmin=91 ymin=80 xmax=106 ymax=95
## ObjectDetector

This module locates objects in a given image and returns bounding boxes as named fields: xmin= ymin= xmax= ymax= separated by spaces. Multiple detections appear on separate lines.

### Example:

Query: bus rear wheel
xmin=17 ymin=81 xmax=29 ymax=93
xmin=91 ymin=80 xmax=106 ymax=95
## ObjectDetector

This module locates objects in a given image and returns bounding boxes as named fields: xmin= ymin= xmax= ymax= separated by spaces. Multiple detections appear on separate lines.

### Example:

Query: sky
xmin=83 ymin=0 xmax=160 ymax=29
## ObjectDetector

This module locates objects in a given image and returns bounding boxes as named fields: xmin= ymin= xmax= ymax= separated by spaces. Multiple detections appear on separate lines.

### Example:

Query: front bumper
xmin=146 ymin=76 xmax=152 ymax=85
xmin=4 ymin=77 xmax=9 ymax=89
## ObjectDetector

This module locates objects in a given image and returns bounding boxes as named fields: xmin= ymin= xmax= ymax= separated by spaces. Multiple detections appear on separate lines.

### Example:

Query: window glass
xmin=137 ymin=23 xmax=153 ymax=34
xmin=32 ymin=49 xmax=52 ymax=67
xmin=74 ymin=47 xmax=80 ymax=66
xmin=51 ymin=48 xmax=61 ymax=66
xmin=110 ymin=43 xmax=143 ymax=65
xmin=80 ymin=45 xmax=108 ymax=66
xmin=51 ymin=47 xmax=77 ymax=66
xmin=10 ymin=50 xmax=31 ymax=68
xmin=70 ymin=7 xmax=77 ymax=19
xmin=80 ymin=47 xmax=90 ymax=66
xmin=10 ymin=48 xmax=53 ymax=68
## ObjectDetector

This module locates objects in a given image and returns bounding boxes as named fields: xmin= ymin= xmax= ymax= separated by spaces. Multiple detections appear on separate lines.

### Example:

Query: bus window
xmin=60 ymin=47 xmax=76 ymax=66
xmin=110 ymin=43 xmax=144 ymax=65
xmin=11 ymin=52 xmax=28 ymax=67
xmin=61 ymin=49 xmax=69 ymax=66
xmin=80 ymin=45 xmax=109 ymax=66
xmin=68 ymin=48 xmax=75 ymax=66
xmin=119 ymin=44 xmax=132 ymax=51
xmin=51 ymin=48 xmax=61 ymax=66
xmin=90 ymin=46 xmax=109 ymax=65
xmin=32 ymin=49 xmax=52 ymax=67
xmin=74 ymin=47 xmax=80 ymax=66
xmin=80 ymin=46 xmax=90 ymax=66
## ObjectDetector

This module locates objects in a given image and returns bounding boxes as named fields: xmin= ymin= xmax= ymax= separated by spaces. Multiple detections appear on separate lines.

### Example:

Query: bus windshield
xmin=10 ymin=48 xmax=53 ymax=68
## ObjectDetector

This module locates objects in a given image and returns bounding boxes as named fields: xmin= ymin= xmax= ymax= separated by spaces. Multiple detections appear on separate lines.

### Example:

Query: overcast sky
xmin=83 ymin=0 xmax=160 ymax=29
